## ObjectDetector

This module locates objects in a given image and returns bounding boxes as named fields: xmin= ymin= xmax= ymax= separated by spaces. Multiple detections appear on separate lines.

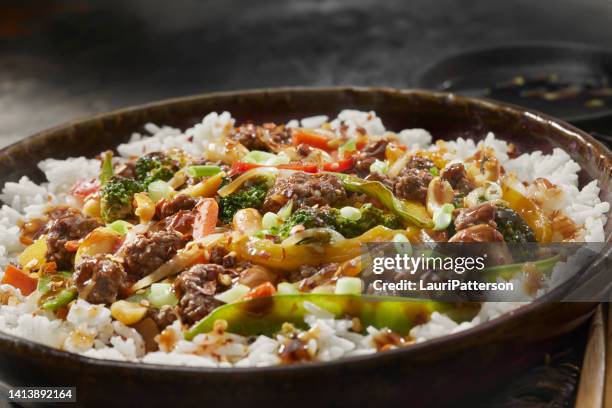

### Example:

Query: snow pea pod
xmin=232 ymin=225 xmax=417 ymax=271
xmin=42 ymin=288 xmax=77 ymax=312
xmin=481 ymin=254 xmax=561 ymax=282
xmin=185 ymin=294 xmax=478 ymax=340
xmin=329 ymin=172 xmax=433 ymax=229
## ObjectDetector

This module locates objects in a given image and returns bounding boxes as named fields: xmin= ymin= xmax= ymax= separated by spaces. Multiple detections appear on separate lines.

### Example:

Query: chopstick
xmin=604 ymin=303 xmax=612 ymax=408
xmin=575 ymin=304 xmax=606 ymax=408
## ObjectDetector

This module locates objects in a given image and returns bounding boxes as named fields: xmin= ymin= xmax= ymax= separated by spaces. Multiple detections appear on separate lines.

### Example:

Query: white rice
xmin=0 ymin=109 xmax=608 ymax=366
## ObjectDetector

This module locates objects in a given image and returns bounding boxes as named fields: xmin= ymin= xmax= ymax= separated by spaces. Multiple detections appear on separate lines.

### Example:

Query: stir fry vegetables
xmin=501 ymin=178 xmax=552 ymax=243
xmin=481 ymin=254 xmax=562 ymax=282
xmin=100 ymin=177 xmax=143 ymax=223
xmin=3 ymin=112 xmax=575 ymax=365
xmin=186 ymin=294 xmax=479 ymax=339
xmin=1 ymin=264 xmax=37 ymax=296
xmin=232 ymin=225 xmax=414 ymax=270
xmin=276 ymin=204 xmax=401 ymax=239
xmin=219 ymin=181 xmax=269 ymax=223
xmin=135 ymin=154 xmax=178 ymax=188
xmin=331 ymin=173 xmax=433 ymax=228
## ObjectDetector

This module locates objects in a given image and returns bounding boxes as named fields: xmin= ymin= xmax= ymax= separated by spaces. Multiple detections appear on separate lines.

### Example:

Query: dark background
xmin=1 ymin=0 xmax=611 ymax=145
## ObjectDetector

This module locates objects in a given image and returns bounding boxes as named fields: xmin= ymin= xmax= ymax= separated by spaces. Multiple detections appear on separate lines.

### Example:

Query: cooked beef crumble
xmin=231 ymin=123 xmax=270 ymax=151
xmin=155 ymin=194 xmax=198 ymax=220
xmin=74 ymin=254 xmax=127 ymax=304
xmin=44 ymin=210 xmax=103 ymax=269
xmin=148 ymin=305 xmax=179 ymax=329
xmin=406 ymin=155 xmax=436 ymax=171
xmin=174 ymin=264 xmax=226 ymax=325
xmin=454 ymin=202 xmax=497 ymax=231
xmin=121 ymin=230 xmax=187 ymax=280
xmin=441 ymin=163 xmax=474 ymax=194
xmin=263 ymin=172 xmax=347 ymax=213
xmin=353 ymin=140 xmax=388 ymax=176
xmin=393 ymin=167 xmax=433 ymax=203
xmin=288 ymin=263 xmax=339 ymax=291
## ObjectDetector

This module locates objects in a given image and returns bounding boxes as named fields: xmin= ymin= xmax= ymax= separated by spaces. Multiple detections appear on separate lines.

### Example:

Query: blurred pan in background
xmin=415 ymin=43 xmax=612 ymax=146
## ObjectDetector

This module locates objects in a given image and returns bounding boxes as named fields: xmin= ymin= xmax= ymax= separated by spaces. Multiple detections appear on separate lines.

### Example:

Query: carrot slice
xmin=193 ymin=198 xmax=219 ymax=240
xmin=292 ymin=130 xmax=332 ymax=151
xmin=1 ymin=264 xmax=37 ymax=296
xmin=243 ymin=282 xmax=277 ymax=300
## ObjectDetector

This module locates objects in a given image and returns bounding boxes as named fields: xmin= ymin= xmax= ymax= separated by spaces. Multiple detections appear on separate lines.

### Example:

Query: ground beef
xmin=353 ymin=140 xmax=388 ymax=176
xmin=296 ymin=143 xmax=314 ymax=157
xmin=121 ymin=230 xmax=186 ymax=280
xmin=263 ymin=172 xmax=347 ymax=213
xmin=441 ymin=163 xmax=474 ymax=194
xmin=231 ymin=123 xmax=270 ymax=151
xmin=174 ymin=264 xmax=225 ymax=325
xmin=454 ymin=202 xmax=497 ymax=231
xmin=393 ymin=168 xmax=433 ymax=203
xmin=365 ymin=172 xmax=395 ymax=190
xmin=73 ymin=254 xmax=127 ymax=304
xmin=155 ymin=194 xmax=197 ymax=219
xmin=161 ymin=210 xmax=196 ymax=236
xmin=448 ymin=224 xmax=505 ymax=243
xmin=148 ymin=305 xmax=179 ymax=329
xmin=208 ymin=246 xmax=229 ymax=265
xmin=406 ymin=155 xmax=436 ymax=171
xmin=288 ymin=263 xmax=339 ymax=291
xmin=266 ymin=124 xmax=292 ymax=145
xmin=44 ymin=211 xmax=103 ymax=269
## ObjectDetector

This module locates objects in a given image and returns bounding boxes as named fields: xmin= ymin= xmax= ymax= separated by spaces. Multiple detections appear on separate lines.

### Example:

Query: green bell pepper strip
xmin=184 ymin=165 xmax=222 ymax=178
xmin=100 ymin=151 xmax=114 ymax=186
xmin=329 ymin=172 xmax=433 ymax=229
xmin=481 ymin=254 xmax=561 ymax=282
xmin=185 ymin=294 xmax=478 ymax=340
xmin=37 ymin=275 xmax=52 ymax=294
xmin=37 ymin=272 xmax=72 ymax=295
xmin=42 ymin=288 xmax=77 ymax=312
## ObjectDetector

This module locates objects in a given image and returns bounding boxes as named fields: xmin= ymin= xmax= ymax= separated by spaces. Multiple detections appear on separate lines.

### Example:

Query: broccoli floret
xmin=333 ymin=204 xmax=401 ymax=238
xmin=135 ymin=153 xmax=178 ymax=188
xmin=218 ymin=182 xmax=269 ymax=223
xmin=100 ymin=176 xmax=143 ymax=222
xmin=277 ymin=207 xmax=337 ymax=238
xmin=278 ymin=204 xmax=400 ymax=239
xmin=495 ymin=206 xmax=536 ymax=243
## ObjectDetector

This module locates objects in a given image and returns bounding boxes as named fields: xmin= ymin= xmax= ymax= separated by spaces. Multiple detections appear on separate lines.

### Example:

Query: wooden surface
xmin=605 ymin=304 xmax=612 ymax=408
xmin=575 ymin=305 xmax=606 ymax=408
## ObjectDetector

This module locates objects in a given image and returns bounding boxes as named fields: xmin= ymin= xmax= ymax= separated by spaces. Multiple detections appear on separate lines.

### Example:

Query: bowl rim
xmin=0 ymin=86 xmax=609 ymax=375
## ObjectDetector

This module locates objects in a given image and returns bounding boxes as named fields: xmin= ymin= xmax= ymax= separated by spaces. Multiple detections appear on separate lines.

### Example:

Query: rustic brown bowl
xmin=0 ymin=88 xmax=610 ymax=407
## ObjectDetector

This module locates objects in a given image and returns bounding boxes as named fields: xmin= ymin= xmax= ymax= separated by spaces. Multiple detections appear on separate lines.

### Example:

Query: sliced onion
xmin=335 ymin=277 xmax=363 ymax=295
xmin=387 ymin=151 xmax=411 ymax=178
xmin=131 ymin=234 xmax=225 ymax=291
xmin=217 ymin=167 xmax=280 ymax=197
xmin=465 ymin=187 xmax=485 ymax=208
xmin=214 ymin=284 xmax=250 ymax=304
xmin=281 ymin=228 xmax=345 ymax=246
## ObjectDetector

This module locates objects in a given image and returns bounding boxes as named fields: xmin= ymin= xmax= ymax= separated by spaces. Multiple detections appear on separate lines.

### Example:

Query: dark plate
xmin=0 ymin=88 xmax=610 ymax=408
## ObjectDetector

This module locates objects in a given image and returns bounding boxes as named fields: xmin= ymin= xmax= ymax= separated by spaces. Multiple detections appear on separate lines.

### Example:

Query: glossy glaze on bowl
xmin=0 ymin=88 xmax=610 ymax=408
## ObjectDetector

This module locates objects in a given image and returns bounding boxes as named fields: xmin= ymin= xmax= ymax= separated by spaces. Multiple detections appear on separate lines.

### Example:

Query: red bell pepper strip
xmin=1 ymin=264 xmax=37 ymax=296
xmin=69 ymin=178 xmax=100 ymax=198
xmin=321 ymin=158 xmax=354 ymax=172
